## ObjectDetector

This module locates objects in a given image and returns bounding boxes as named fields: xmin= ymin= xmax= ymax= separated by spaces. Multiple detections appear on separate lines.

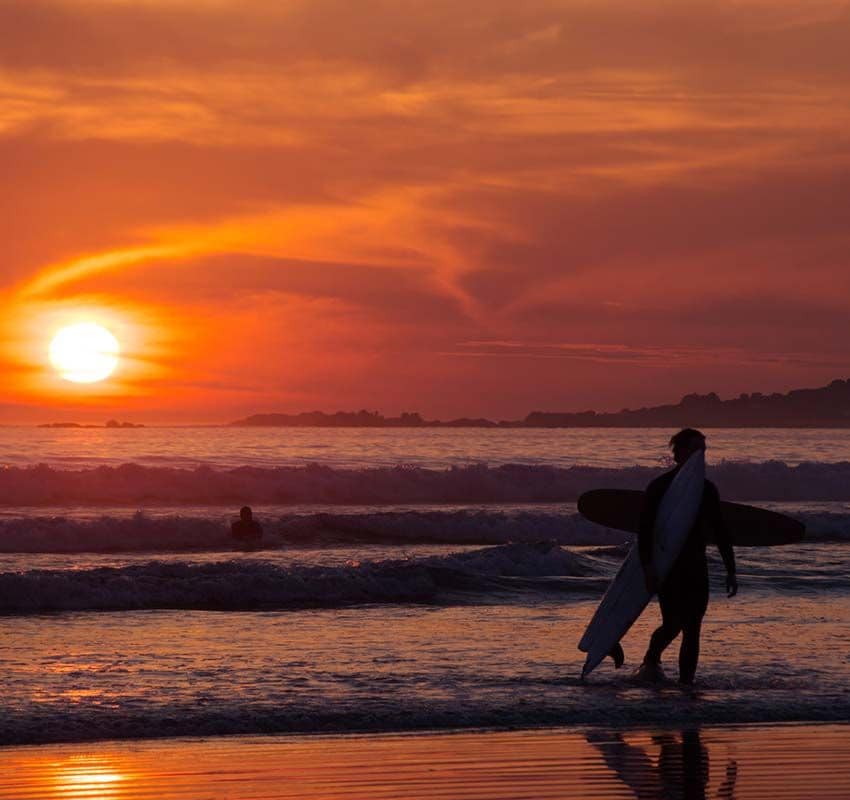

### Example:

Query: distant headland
xmin=38 ymin=420 xmax=146 ymax=429
xmin=230 ymin=378 xmax=850 ymax=428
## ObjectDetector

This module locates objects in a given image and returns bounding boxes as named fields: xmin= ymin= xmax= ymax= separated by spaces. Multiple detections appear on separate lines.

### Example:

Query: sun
xmin=49 ymin=323 xmax=120 ymax=384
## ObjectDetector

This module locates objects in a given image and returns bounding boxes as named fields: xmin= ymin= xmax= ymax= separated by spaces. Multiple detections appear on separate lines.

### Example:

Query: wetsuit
xmin=638 ymin=469 xmax=735 ymax=683
xmin=231 ymin=519 xmax=263 ymax=546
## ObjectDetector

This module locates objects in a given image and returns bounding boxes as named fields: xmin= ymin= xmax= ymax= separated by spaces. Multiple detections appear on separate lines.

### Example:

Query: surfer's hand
xmin=643 ymin=564 xmax=659 ymax=594
xmin=726 ymin=574 xmax=738 ymax=598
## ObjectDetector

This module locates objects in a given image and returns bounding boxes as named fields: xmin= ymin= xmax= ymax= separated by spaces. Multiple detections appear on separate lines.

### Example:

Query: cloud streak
xmin=2 ymin=0 xmax=849 ymax=420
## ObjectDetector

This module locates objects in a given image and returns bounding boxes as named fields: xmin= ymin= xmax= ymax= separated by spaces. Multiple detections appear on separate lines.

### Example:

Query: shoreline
xmin=0 ymin=717 xmax=845 ymax=750
xmin=3 ymin=711 xmax=850 ymax=750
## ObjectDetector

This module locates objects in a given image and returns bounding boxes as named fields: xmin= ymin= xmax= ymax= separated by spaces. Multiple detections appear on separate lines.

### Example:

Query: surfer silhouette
xmin=231 ymin=506 xmax=263 ymax=547
xmin=638 ymin=429 xmax=737 ymax=684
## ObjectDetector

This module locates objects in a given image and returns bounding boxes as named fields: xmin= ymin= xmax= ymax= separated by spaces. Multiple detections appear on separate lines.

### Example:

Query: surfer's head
xmin=240 ymin=506 xmax=253 ymax=521
xmin=669 ymin=428 xmax=706 ymax=465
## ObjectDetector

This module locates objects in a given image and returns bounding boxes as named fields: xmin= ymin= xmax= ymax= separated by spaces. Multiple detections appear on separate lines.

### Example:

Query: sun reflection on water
xmin=51 ymin=757 xmax=127 ymax=799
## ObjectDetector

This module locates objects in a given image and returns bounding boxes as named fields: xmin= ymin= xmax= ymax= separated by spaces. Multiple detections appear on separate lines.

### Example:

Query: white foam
xmin=0 ymin=505 xmax=846 ymax=555
xmin=0 ymin=543 xmax=606 ymax=614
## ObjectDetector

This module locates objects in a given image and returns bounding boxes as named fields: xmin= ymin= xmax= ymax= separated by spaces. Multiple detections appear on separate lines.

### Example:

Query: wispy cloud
xmin=444 ymin=341 xmax=850 ymax=370
xmin=2 ymin=0 xmax=850 ymax=419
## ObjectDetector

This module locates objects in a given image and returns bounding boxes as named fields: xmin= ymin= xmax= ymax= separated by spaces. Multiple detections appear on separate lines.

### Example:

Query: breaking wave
xmin=5 ymin=691 xmax=850 ymax=747
xmin=1 ymin=460 xmax=850 ymax=506
xmin=0 ymin=506 xmax=846 ymax=554
xmin=0 ymin=510 xmax=625 ymax=553
xmin=0 ymin=543 xmax=607 ymax=614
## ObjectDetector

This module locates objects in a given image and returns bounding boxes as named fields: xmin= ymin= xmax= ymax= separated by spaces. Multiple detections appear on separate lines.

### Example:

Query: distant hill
xmin=38 ymin=420 xmax=145 ymax=429
xmin=229 ymin=410 xmax=499 ymax=428
xmin=524 ymin=379 xmax=850 ymax=428
xmin=230 ymin=378 xmax=850 ymax=428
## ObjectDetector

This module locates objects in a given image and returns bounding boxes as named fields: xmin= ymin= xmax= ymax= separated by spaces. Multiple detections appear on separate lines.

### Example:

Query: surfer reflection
xmin=638 ymin=429 xmax=737 ymax=684
xmin=586 ymin=728 xmax=738 ymax=800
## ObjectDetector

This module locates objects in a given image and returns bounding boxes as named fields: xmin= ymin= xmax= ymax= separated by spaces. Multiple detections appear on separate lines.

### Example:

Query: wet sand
xmin=0 ymin=723 xmax=848 ymax=799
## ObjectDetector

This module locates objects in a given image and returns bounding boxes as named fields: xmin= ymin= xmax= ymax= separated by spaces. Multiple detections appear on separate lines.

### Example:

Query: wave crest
xmin=0 ymin=506 xmax=847 ymax=554
xmin=0 ymin=543 xmax=605 ymax=614
xmin=1 ymin=460 xmax=850 ymax=506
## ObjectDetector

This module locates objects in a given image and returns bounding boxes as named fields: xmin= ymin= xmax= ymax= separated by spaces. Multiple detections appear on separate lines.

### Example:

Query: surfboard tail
xmin=581 ymin=652 xmax=605 ymax=679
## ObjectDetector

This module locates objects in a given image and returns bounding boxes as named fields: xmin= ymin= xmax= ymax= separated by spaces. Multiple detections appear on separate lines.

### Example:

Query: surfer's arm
xmin=638 ymin=480 xmax=664 ymax=589
xmin=705 ymin=483 xmax=737 ymax=594
xmin=637 ymin=508 xmax=653 ymax=569
xmin=638 ymin=480 xmax=665 ymax=564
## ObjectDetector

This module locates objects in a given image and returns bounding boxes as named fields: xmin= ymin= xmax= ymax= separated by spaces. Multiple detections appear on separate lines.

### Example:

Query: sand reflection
xmin=50 ymin=756 xmax=127 ymax=799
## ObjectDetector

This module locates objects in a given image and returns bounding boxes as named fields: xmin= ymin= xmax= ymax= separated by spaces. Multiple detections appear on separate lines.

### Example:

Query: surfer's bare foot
xmin=608 ymin=643 xmax=625 ymax=669
xmin=634 ymin=658 xmax=665 ymax=683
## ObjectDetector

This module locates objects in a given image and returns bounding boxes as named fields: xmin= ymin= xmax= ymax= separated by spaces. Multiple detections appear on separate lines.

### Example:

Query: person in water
xmin=231 ymin=506 xmax=263 ymax=546
xmin=637 ymin=428 xmax=737 ymax=684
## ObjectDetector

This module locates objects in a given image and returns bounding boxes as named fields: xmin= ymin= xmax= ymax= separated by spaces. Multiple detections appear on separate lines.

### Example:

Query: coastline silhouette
xmin=228 ymin=378 xmax=850 ymax=428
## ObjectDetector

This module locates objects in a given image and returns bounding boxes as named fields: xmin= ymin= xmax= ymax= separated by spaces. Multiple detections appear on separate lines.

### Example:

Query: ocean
xmin=0 ymin=426 xmax=848 ymax=746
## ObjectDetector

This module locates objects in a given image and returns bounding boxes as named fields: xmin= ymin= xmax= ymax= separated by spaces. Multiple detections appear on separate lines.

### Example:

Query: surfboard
xmin=578 ymin=490 xmax=805 ymax=546
xmin=578 ymin=450 xmax=705 ymax=679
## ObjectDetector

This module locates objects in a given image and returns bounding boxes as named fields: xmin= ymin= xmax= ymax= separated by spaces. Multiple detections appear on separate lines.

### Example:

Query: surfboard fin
xmin=609 ymin=642 xmax=625 ymax=669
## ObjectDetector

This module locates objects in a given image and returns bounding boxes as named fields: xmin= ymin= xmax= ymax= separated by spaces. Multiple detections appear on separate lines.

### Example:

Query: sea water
xmin=0 ymin=426 xmax=848 ymax=745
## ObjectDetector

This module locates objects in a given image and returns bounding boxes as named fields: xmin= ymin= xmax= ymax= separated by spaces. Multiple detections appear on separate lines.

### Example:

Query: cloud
xmin=445 ymin=340 xmax=850 ymax=370
xmin=2 ymin=0 xmax=850 ymax=419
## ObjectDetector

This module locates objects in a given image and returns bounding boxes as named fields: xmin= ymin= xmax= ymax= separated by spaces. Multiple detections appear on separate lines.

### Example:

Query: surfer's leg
xmin=679 ymin=619 xmax=701 ymax=684
xmin=678 ymin=567 xmax=709 ymax=684
xmin=646 ymin=620 xmax=680 ymax=663
xmin=639 ymin=621 xmax=678 ymax=681
xmin=644 ymin=588 xmax=682 ymax=664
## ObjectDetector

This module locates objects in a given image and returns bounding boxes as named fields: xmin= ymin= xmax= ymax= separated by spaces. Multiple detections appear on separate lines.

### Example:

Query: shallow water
xmin=0 ymin=427 xmax=846 ymax=747
xmin=0 ymin=543 xmax=848 ymax=744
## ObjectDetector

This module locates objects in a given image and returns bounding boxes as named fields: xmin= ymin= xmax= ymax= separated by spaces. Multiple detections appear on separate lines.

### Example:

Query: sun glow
xmin=49 ymin=323 xmax=121 ymax=384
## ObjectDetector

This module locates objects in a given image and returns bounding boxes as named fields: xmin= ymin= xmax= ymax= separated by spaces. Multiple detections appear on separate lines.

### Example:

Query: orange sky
xmin=2 ymin=0 xmax=849 ymax=423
